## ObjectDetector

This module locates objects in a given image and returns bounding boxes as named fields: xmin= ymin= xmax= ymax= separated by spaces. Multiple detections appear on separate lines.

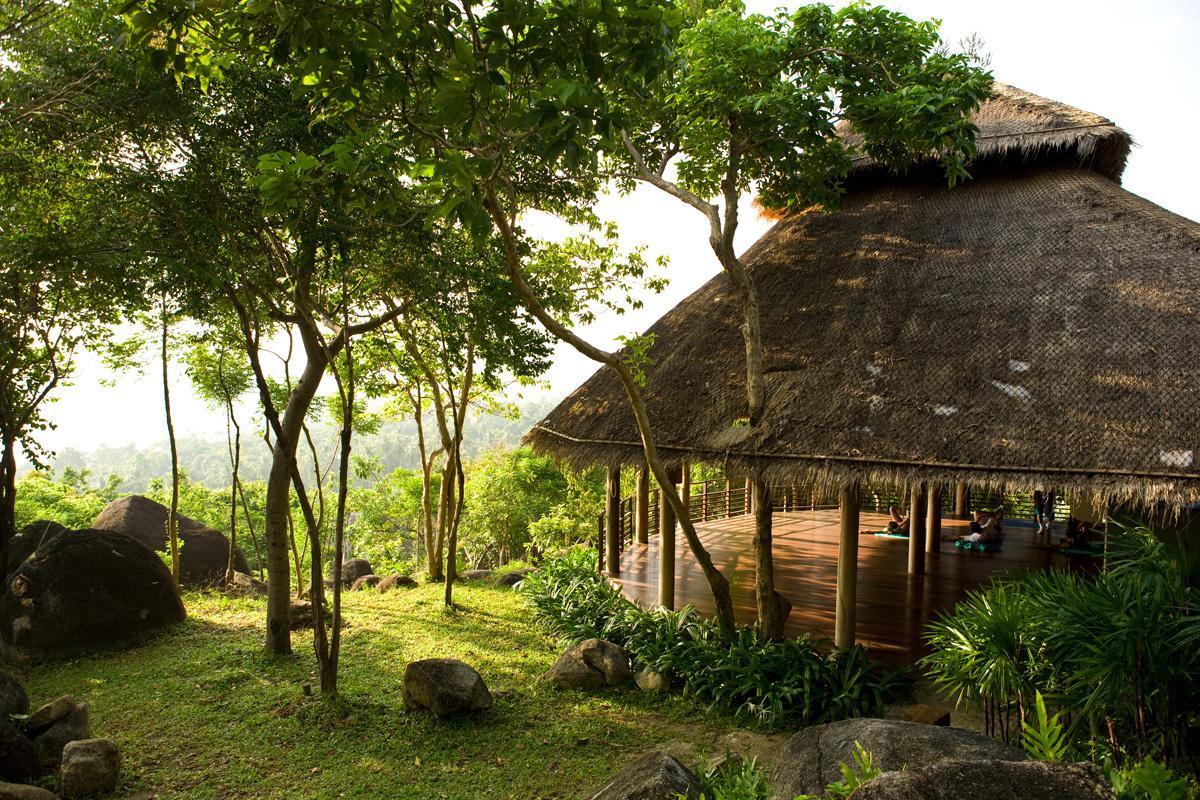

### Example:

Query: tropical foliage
xmin=923 ymin=523 xmax=1200 ymax=766
xmin=522 ymin=549 xmax=899 ymax=729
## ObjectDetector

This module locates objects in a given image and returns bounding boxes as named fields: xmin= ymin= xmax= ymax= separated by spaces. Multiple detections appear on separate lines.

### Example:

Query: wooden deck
xmin=611 ymin=509 xmax=1084 ymax=665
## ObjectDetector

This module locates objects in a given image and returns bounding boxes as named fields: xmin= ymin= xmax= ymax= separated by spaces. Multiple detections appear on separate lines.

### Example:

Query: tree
xmin=184 ymin=321 xmax=256 ymax=581
xmin=612 ymin=3 xmax=992 ymax=636
xmin=0 ymin=3 xmax=143 ymax=573
xmin=125 ymin=0 xmax=743 ymax=632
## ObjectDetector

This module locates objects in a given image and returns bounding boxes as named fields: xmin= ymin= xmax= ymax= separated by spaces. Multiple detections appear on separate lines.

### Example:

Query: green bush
xmin=923 ymin=523 xmax=1200 ymax=765
xmin=523 ymin=549 xmax=896 ymax=729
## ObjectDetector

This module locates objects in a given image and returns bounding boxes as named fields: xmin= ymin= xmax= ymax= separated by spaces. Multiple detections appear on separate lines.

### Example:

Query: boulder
xmin=496 ymin=568 xmax=536 ymax=587
xmin=772 ymin=718 xmax=1023 ymax=798
xmin=91 ymin=495 xmax=248 ymax=587
xmin=331 ymin=558 xmax=374 ymax=587
xmin=633 ymin=669 xmax=671 ymax=694
xmin=377 ymin=574 xmax=417 ymax=593
xmin=543 ymin=639 xmax=632 ymax=690
xmin=586 ymin=752 xmax=701 ymax=800
xmin=0 ymin=670 xmax=28 ymax=717
xmin=903 ymin=704 xmax=951 ymax=727
xmin=458 ymin=569 xmax=492 ymax=581
xmin=0 ymin=783 xmax=58 ymax=800
xmin=403 ymin=659 xmax=492 ymax=716
xmin=289 ymin=600 xmax=317 ymax=631
xmin=0 ymin=719 xmax=37 ymax=783
xmin=350 ymin=574 xmax=381 ymax=591
xmin=226 ymin=571 xmax=267 ymax=597
xmin=6 ymin=521 xmax=70 ymax=577
xmin=849 ymin=760 xmax=1113 ymax=800
xmin=31 ymin=703 xmax=89 ymax=768
xmin=1 ymin=531 xmax=187 ymax=663
xmin=25 ymin=696 xmax=77 ymax=734
xmin=60 ymin=738 xmax=120 ymax=798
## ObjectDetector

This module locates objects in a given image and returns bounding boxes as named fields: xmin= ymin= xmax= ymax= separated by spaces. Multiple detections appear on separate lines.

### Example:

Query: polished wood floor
xmin=611 ymin=509 xmax=1085 ymax=665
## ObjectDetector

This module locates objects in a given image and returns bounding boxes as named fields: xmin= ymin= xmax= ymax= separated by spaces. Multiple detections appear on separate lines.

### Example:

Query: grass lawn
xmin=13 ymin=581 xmax=751 ymax=799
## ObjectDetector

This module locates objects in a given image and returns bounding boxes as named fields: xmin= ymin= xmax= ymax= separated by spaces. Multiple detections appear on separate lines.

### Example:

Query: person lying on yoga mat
xmin=1039 ymin=517 xmax=1104 ymax=552
xmin=860 ymin=506 xmax=909 ymax=537
xmin=948 ymin=506 xmax=1003 ymax=544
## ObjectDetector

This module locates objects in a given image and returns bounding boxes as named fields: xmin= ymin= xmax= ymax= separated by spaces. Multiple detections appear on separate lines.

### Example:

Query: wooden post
xmin=657 ymin=470 xmax=678 ymax=609
xmin=926 ymin=484 xmax=941 ymax=554
xmin=954 ymin=482 xmax=969 ymax=517
xmin=701 ymin=480 xmax=709 ymax=522
xmin=835 ymin=482 xmax=860 ymax=649
xmin=745 ymin=477 xmax=753 ymax=515
xmin=605 ymin=466 xmax=621 ymax=574
xmin=907 ymin=482 xmax=926 ymax=575
xmin=681 ymin=462 xmax=691 ymax=524
xmin=724 ymin=479 xmax=731 ymax=517
xmin=635 ymin=465 xmax=650 ymax=545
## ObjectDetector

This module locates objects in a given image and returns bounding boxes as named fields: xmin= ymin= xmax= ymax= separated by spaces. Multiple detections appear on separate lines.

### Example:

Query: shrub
xmin=923 ymin=523 xmax=1200 ymax=765
xmin=524 ymin=549 xmax=896 ymax=729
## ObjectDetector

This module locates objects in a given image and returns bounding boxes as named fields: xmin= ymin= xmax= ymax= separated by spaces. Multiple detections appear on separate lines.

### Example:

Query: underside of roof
xmin=528 ymin=86 xmax=1200 ymax=504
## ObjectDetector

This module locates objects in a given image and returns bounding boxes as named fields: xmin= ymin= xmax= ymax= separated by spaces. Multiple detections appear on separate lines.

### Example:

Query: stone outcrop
xmin=403 ymin=659 xmax=492 ymax=717
xmin=1 ymin=531 xmax=186 ymax=662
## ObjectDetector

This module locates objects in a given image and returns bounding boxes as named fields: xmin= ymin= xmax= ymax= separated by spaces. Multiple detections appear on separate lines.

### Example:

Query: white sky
xmin=36 ymin=0 xmax=1200 ymax=456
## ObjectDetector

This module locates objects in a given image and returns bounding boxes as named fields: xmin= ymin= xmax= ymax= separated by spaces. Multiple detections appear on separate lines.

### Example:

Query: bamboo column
xmin=635 ymin=465 xmax=650 ymax=545
xmin=954 ymin=482 xmax=969 ymax=517
xmin=657 ymin=470 xmax=678 ymax=609
xmin=907 ymin=482 xmax=926 ymax=575
xmin=926 ymin=484 xmax=942 ymax=554
xmin=836 ymin=482 xmax=860 ymax=649
xmin=605 ymin=466 xmax=621 ymax=574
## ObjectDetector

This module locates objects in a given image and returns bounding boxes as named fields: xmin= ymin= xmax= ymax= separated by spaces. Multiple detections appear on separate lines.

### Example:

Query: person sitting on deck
xmin=1040 ymin=516 xmax=1104 ymax=553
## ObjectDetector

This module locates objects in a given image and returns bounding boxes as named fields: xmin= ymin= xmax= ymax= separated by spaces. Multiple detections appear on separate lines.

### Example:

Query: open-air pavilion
xmin=528 ymin=85 xmax=1200 ymax=664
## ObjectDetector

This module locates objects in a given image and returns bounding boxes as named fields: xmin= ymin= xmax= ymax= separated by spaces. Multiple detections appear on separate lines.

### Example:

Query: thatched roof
xmin=528 ymin=86 xmax=1200 ymax=504
xmin=847 ymin=83 xmax=1131 ymax=182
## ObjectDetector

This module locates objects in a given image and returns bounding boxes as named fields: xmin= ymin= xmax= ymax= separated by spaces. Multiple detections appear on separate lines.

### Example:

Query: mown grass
xmin=13 ymin=582 xmax=742 ymax=799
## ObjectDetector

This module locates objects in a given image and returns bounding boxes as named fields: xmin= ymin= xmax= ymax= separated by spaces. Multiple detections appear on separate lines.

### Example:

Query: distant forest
xmin=39 ymin=397 xmax=561 ymax=491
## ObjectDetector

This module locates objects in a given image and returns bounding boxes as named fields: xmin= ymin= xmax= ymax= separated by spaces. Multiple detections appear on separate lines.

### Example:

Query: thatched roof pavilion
xmin=530 ymin=84 xmax=1200 ymax=507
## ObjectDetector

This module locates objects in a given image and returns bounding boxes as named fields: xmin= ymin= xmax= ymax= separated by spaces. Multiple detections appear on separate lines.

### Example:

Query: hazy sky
xmin=37 ymin=0 xmax=1200 ymax=457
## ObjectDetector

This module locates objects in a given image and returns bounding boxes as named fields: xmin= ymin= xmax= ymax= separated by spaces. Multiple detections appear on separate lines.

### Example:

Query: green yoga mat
xmin=954 ymin=539 xmax=1002 ymax=553
xmin=871 ymin=531 xmax=909 ymax=539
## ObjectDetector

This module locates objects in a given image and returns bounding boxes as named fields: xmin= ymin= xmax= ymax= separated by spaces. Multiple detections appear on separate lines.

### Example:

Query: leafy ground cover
xmin=15 ymin=583 xmax=746 ymax=799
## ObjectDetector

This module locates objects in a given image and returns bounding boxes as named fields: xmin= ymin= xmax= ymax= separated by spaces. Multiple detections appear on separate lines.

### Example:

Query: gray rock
xmin=496 ymin=568 xmax=536 ymax=587
xmin=772 ymin=718 xmax=1023 ymax=798
xmin=25 ymin=696 xmax=76 ymax=734
xmin=376 ymin=574 xmax=417 ymax=592
xmin=60 ymin=738 xmax=120 ymax=798
xmin=849 ymin=760 xmax=1113 ymax=800
xmin=7 ymin=521 xmax=70 ymax=578
xmin=0 ymin=719 xmax=37 ymax=783
xmin=31 ymin=704 xmax=89 ymax=769
xmin=0 ymin=783 xmax=59 ymax=800
xmin=331 ymin=558 xmax=374 ymax=587
xmin=403 ymin=659 xmax=492 ymax=716
xmin=91 ymin=495 xmax=248 ymax=587
xmin=350 ymin=574 xmax=381 ymax=591
xmin=0 ymin=670 xmax=28 ymax=717
xmin=226 ymin=571 xmax=267 ymax=597
xmin=543 ymin=639 xmax=632 ymax=690
xmin=458 ymin=569 xmax=492 ymax=581
xmin=587 ymin=752 xmax=700 ymax=800
xmin=633 ymin=670 xmax=670 ymax=693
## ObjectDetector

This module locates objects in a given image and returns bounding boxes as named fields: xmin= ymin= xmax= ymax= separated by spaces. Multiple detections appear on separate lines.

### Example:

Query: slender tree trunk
xmin=753 ymin=477 xmax=789 ymax=638
xmin=323 ymin=344 xmax=355 ymax=695
xmin=225 ymin=401 xmax=242 ymax=582
xmin=0 ymin=435 xmax=16 ymax=578
xmin=484 ymin=186 xmax=736 ymax=633
xmin=411 ymin=385 xmax=439 ymax=580
xmin=160 ymin=296 xmax=181 ymax=586
xmin=237 ymin=477 xmax=263 ymax=579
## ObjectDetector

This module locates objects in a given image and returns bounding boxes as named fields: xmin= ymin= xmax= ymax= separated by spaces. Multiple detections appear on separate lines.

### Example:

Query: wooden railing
xmin=598 ymin=478 xmax=828 ymax=570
